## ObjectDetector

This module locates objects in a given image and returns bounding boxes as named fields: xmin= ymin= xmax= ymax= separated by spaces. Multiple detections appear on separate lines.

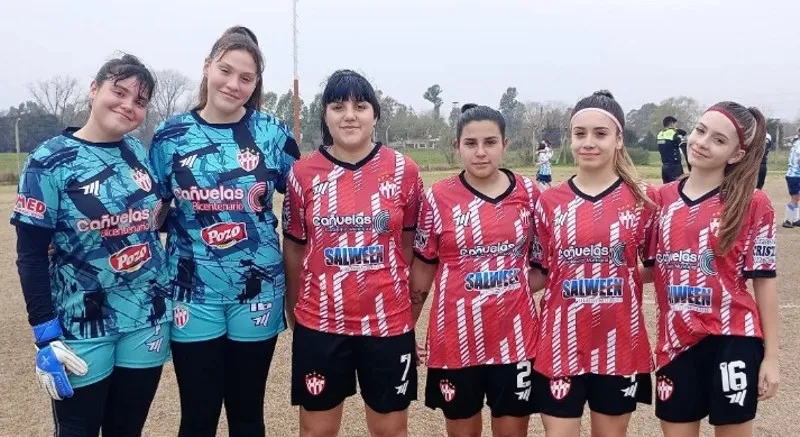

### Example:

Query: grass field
xmin=0 ymin=166 xmax=797 ymax=436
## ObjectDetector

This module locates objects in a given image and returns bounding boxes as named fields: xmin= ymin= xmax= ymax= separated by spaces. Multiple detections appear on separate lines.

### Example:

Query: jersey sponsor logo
xmin=108 ymin=243 xmax=152 ymax=273
xmin=305 ymin=372 xmax=326 ymax=396
xmin=237 ymin=148 xmax=260 ymax=172
xmin=312 ymin=211 xmax=390 ymax=234
xmin=80 ymin=181 xmax=100 ymax=196
xmin=179 ymin=154 xmax=197 ymax=168
xmin=323 ymin=245 xmax=385 ymax=272
xmin=130 ymin=168 xmax=152 ymax=192
xmin=460 ymin=241 xmax=522 ymax=258
xmin=656 ymin=376 xmax=674 ymax=401
xmin=439 ymin=379 xmax=456 ymax=403
xmin=753 ymin=237 xmax=776 ymax=265
xmin=201 ymin=222 xmax=248 ymax=249
xmin=77 ymin=208 xmax=151 ymax=237
xmin=667 ymin=285 xmax=712 ymax=313
xmin=562 ymin=277 xmax=624 ymax=304
xmin=558 ymin=243 xmax=624 ymax=266
xmin=656 ymin=250 xmax=716 ymax=275
xmin=173 ymin=185 xmax=246 ymax=212
xmin=247 ymin=182 xmax=267 ymax=212
xmin=173 ymin=305 xmax=189 ymax=329
xmin=14 ymin=195 xmax=47 ymax=220
xmin=464 ymin=268 xmax=521 ymax=295
xmin=550 ymin=377 xmax=572 ymax=400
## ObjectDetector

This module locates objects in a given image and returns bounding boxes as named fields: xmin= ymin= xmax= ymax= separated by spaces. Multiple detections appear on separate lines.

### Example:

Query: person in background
xmin=756 ymin=132 xmax=773 ymax=190
xmin=536 ymin=139 xmax=554 ymax=190
xmin=658 ymin=116 xmax=684 ymax=183
xmin=783 ymin=128 xmax=800 ymax=227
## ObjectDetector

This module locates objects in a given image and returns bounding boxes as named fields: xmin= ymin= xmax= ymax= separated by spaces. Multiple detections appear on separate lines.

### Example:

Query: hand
xmin=32 ymin=319 xmax=89 ymax=400
xmin=35 ymin=341 xmax=89 ymax=400
xmin=285 ymin=312 xmax=296 ymax=332
xmin=415 ymin=342 xmax=427 ymax=366
xmin=758 ymin=355 xmax=779 ymax=401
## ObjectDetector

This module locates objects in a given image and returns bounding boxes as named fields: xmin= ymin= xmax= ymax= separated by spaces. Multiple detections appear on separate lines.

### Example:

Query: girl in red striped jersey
xmin=530 ymin=91 xmax=658 ymax=437
xmin=411 ymin=104 xmax=540 ymax=437
xmin=643 ymin=103 xmax=778 ymax=437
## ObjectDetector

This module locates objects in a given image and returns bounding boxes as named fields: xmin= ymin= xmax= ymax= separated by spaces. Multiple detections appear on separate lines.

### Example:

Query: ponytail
xmin=716 ymin=104 xmax=767 ymax=254
xmin=615 ymin=146 xmax=656 ymax=209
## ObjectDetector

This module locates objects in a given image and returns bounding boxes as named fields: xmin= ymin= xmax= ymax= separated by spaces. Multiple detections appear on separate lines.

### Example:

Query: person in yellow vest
xmin=657 ymin=116 xmax=684 ymax=183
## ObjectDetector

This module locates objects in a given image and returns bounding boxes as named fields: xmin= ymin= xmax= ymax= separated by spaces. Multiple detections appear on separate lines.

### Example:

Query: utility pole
xmin=15 ymin=118 xmax=22 ymax=175
xmin=292 ymin=0 xmax=301 ymax=142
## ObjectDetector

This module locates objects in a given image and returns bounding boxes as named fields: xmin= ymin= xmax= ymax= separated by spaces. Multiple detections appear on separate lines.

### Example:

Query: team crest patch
xmin=237 ymin=148 xmax=260 ymax=172
xmin=657 ymin=376 xmax=674 ymax=401
xmin=439 ymin=379 xmax=456 ymax=403
xmin=378 ymin=174 xmax=399 ymax=199
xmin=618 ymin=207 xmax=636 ymax=229
xmin=130 ymin=168 xmax=152 ymax=192
xmin=518 ymin=208 xmax=531 ymax=227
xmin=173 ymin=305 xmax=189 ymax=329
xmin=305 ymin=372 xmax=326 ymax=396
xmin=550 ymin=377 xmax=572 ymax=400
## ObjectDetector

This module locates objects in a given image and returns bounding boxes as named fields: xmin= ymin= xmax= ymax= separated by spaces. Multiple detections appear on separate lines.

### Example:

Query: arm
xmin=282 ymin=238 xmax=305 ymax=330
xmin=754 ymin=277 xmax=779 ymax=401
xmin=402 ymin=231 xmax=415 ymax=266
xmin=15 ymin=224 xmax=55 ymax=326
xmin=409 ymin=258 xmax=436 ymax=325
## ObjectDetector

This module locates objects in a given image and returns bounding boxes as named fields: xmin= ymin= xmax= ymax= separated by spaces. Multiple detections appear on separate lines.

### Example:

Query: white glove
xmin=33 ymin=320 xmax=89 ymax=400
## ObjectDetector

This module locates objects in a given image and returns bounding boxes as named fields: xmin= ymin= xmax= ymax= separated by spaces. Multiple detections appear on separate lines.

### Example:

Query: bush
xmin=626 ymin=147 xmax=650 ymax=166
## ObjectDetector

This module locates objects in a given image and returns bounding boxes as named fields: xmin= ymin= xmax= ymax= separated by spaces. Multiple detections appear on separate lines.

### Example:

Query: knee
xmin=300 ymin=421 xmax=340 ymax=437
xmin=368 ymin=423 xmax=408 ymax=437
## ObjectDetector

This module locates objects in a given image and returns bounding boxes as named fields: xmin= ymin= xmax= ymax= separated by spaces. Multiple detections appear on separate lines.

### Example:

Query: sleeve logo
xmin=14 ymin=194 xmax=47 ymax=220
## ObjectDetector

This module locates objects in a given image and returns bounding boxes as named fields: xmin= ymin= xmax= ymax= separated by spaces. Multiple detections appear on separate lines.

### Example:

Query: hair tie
xmin=570 ymin=108 xmax=623 ymax=133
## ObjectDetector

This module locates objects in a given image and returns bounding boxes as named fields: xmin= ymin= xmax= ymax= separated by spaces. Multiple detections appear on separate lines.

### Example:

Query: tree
xmin=422 ymin=84 xmax=443 ymax=120
xmin=152 ymin=70 xmax=194 ymax=121
xmin=275 ymin=89 xmax=306 ymax=134
xmin=263 ymin=91 xmax=278 ymax=114
xmin=499 ymin=87 xmax=529 ymax=149
xmin=626 ymin=103 xmax=658 ymax=137
xmin=639 ymin=131 xmax=658 ymax=151
xmin=623 ymin=128 xmax=639 ymax=146
xmin=28 ymin=75 xmax=84 ymax=126
xmin=649 ymin=97 xmax=702 ymax=135
xmin=448 ymin=104 xmax=460 ymax=128
xmin=301 ymin=93 xmax=323 ymax=148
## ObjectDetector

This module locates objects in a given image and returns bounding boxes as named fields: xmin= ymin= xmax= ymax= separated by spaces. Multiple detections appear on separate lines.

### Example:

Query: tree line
xmin=1 ymin=72 xmax=796 ymax=157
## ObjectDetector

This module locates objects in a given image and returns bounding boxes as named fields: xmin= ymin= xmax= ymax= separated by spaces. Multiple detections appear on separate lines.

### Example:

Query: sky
xmin=2 ymin=0 xmax=799 ymax=120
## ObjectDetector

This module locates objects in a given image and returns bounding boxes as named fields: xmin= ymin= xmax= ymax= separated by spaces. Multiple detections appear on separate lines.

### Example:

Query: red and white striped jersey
xmin=531 ymin=178 xmax=657 ymax=378
xmin=414 ymin=170 xmax=540 ymax=368
xmin=282 ymin=144 xmax=423 ymax=337
xmin=649 ymin=181 xmax=776 ymax=368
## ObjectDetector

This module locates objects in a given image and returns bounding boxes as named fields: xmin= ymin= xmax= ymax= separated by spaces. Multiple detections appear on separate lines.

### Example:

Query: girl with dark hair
xmin=646 ymin=102 xmax=779 ymax=437
xmin=530 ymin=91 xmax=658 ymax=437
xmin=409 ymin=103 xmax=540 ymax=437
xmin=283 ymin=69 xmax=422 ymax=437
xmin=149 ymin=26 xmax=299 ymax=437
xmin=12 ymin=53 xmax=169 ymax=436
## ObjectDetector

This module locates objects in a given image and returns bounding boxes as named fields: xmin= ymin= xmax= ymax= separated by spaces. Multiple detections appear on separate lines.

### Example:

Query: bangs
xmin=322 ymin=73 xmax=379 ymax=117
xmin=106 ymin=66 xmax=156 ymax=102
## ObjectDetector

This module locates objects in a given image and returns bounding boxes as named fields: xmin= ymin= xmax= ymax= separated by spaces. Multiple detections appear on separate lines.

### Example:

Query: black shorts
xmin=662 ymin=163 xmax=684 ymax=184
xmin=532 ymin=371 xmax=652 ymax=418
xmin=425 ymin=360 xmax=538 ymax=420
xmin=536 ymin=174 xmax=552 ymax=184
xmin=656 ymin=335 xmax=764 ymax=426
xmin=290 ymin=323 xmax=417 ymax=413
xmin=787 ymin=176 xmax=800 ymax=196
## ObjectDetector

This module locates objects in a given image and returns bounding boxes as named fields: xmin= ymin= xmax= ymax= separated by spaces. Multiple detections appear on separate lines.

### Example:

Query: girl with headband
xmin=645 ymin=102 xmax=779 ymax=436
xmin=529 ymin=90 xmax=658 ymax=437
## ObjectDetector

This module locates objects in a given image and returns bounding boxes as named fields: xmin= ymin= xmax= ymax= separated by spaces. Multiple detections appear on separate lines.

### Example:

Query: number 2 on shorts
xmin=516 ymin=360 xmax=532 ymax=389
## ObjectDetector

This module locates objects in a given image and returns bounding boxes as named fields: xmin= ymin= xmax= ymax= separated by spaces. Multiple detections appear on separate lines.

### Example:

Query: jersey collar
xmin=458 ymin=168 xmax=516 ymax=204
xmin=678 ymin=178 xmax=720 ymax=207
xmin=318 ymin=142 xmax=382 ymax=171
xmin=568 ymin=176 xmax=623 ymax=202
xmin=62 ymin=128 xmax=125 ymax=149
